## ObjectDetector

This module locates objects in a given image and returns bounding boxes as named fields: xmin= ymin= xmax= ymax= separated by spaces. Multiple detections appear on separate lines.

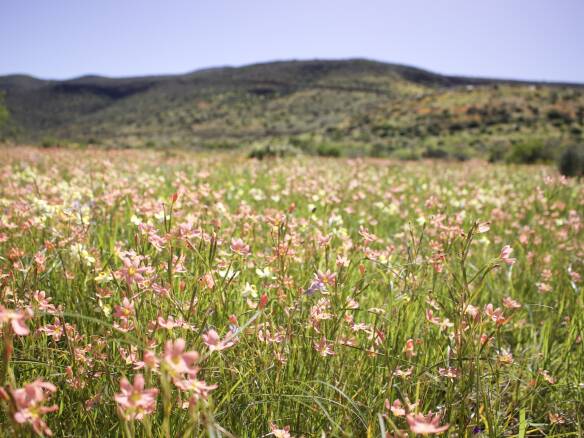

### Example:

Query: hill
xmin=1 ymin=59 xmax=583 ymax=158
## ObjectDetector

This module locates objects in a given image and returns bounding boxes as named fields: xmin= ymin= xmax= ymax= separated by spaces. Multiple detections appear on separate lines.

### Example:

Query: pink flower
xmin=403 ymin=339 xmax=416 ymax=358
xmin=38 ymin=318 xmax=64 ymax=341
xmin=113 ymin=318 xmax=135 ymax=333
xmin=476 ymin=221 xmax=491 ymax=233
xmin=114 ymin=374 xmax=158 ymax=421
xmin=385 ymin=399 xmax=418 ymax=417
xmin=499 ymin=245 xmax=516 ymax=266
xmin=119 ymin=346 xmax=139 ymax=365
xmin=113 ymin=298 xmax=135 ymax=319
xmin=484 ymin=304 xmax=508 ymax=326
xmin=202 ymin=329 xmax=236 ymax=352
xmin=31 ymin=290 xmax=57 ymax=314
xmin=359 ymin=226 xmax=378 ymax=244
xmin=336 ymin=255 xmax=350 ymax=268
xmin=84 ymin=393 xmax=102 ymax=411
xmin=393 ymin=367 xmax=414 ymax=379
xmin=438 ymin=367 xmax=460 ymax=379
xmin=316 ymin=271 xmax=336 ymax=288
xmin=502 ymin=297 xmax=522 ymax=309
xmin=0 ymin=305 xmax=30 ymax=336
xmin=162 ymin=338 xmax=199 ymax=378
xmin=385 ymin=399 xmax=406 ymax=416
xmin=116 ymin=253 xmax=152 ymax=286
xmin=406 ymin=412 xmax=449 ymax=435
xmin=465 ymin=304 xmax=480 ymax=322
xmin=230 ymin=238 xmax=250 ymax=256
xmin=313 ymin=337 xmax=336 ymax=356
xmin=202 ymin=331 xmax=219 ymax=347
xmin=133 ymin=350 xmax=159 ymax=371
xmin=538 ymin=369 xmax=556 ymax=385
xmin=199 ymin=272 xmax=215 ymax=289
xmin=270 ymin=423 xmax=293 ymax=438
xmin=173 ymin=376 xmax=217 ymax=400
xmin=156 ymin=315 xmax=192 ymax=331
xmin=151 ymin=282 xmax=170 ymax=297
xmin=2 ymin=379 xmax=58 ymax=436
xmin=316 ymin=232 xmax=332 ymax=247
xmin=425 ymin=309 xmax=440 ymax=325
xmin=425 ymin=309 xmax=454 ymax=330
xmin=305 ymin=271 xmax=336 ymax=296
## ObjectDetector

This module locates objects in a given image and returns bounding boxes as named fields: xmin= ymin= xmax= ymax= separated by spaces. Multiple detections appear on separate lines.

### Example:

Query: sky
xmin=1 ymin=0 xmax=583 ymax=82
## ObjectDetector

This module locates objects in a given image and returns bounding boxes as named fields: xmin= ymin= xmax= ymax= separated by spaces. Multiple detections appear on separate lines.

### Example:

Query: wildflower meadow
xmin=0 ymin=146 xmax=582 ymax=437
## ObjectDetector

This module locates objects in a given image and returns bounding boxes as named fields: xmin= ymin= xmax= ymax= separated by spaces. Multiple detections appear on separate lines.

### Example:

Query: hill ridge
xmin=3 ymin=59 xmax=584 ymax=87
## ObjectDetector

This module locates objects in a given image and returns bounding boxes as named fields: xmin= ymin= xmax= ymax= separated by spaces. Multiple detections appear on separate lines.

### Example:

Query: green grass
xmin=0 ymin=147 xmax=582 ymax=437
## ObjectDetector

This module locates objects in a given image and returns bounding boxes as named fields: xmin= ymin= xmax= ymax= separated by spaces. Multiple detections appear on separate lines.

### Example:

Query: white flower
xmin=256 ymin=267 xmax=274 ymax=279
xmin=242 ymin=283 xmax=258 ymax=298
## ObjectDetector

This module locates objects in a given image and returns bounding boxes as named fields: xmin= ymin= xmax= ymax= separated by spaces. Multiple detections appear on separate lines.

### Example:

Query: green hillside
xmin=1 ymin=59 xmax=583 ymax=158
xmin=0 ymin=91 xmax=9 ymax=131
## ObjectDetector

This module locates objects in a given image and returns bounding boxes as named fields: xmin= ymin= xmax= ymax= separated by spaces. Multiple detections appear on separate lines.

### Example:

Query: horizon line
xmin=1 ymin=57 xmax=583 ymax=87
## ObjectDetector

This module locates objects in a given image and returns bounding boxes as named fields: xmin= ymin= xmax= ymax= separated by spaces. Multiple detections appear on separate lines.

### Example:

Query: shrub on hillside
xmin=487 ymin=142 xmax=510 ymax=163
xmin=41 ymin=136 xmax=61 ymax=148
xmin=315 ymin=143 xmax=341 ymax=157
xmin=546 ymin=109 xmax=573 ymax=125
xmin=422 ymin=147 xmax=449 ymax=159
xmin=452 ymin=149 xmax=471 ymax=162
xmin=205 ymin=140 xmax=240 ymax=150
xmin=0 ymin=92 xmax=9 ymax=130
xmin=505 ymin=139 xmax=555 ymax=164
xmin=393 ymin=148 xmax=421 ymax=161
xmin=370 ymin=142 xmax=393 ymax=157
xmin=558 ymin=144 xmax=584 ymax=177
xmin=248 ymin=142 xmax=302 ymax=160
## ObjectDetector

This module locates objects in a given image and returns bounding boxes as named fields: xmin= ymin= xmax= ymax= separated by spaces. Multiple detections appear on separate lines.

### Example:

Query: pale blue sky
xmin=1 ymin=0 xmax=583 ymax=82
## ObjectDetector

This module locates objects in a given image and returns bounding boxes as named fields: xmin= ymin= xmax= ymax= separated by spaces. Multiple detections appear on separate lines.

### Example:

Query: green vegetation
xmin=0 ymin=92 xmax=10 ymax=133
xmin=558 ymin=144 xmax=584 ymax=177
xmin=248 ymin=141 xmax=302 ymax=159
xmin=504 ymin=138 xmax=556 ymax=164
xmin=1 ymin=60 xmax=583 ymax=159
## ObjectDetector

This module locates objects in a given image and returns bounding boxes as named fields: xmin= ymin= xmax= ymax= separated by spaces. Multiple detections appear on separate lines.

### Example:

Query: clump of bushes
xmin=505 ymin=139 xmax=555 ymax=164
xmin=422 ymin=147 xmax=449 ymax=159
xmin=205 ymin=140 xmax=240 ymax=150
xmin=370 ymin=142 xmax=395 ymax=157
xmin=393 ymin=148 xmax=421 ymax=161
xmin=41 ymin=136 xmax=61 ymax=148
xmin=315 ymin=143 xmax=341 ymax=157
xmin=452 ymin=149 xmax=471 ymax=162
xmin=487 ymin=142 xmax=509 ymax=163
xmin=248 ymin=142 xmax=302 ymax=160
xmin=420 ymin=146 xmax=471 ymax=161
xmin=40 ymin=137 xmax=90 ymax=149
xmin=558 ymin=144 xmax=584 ymax=177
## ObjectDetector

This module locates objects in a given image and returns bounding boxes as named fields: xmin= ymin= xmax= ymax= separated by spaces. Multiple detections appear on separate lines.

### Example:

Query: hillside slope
xmin=1 ymin=59 xmax=583 ymax=157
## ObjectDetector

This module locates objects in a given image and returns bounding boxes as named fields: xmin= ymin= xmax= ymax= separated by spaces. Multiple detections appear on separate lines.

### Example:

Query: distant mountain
xmin=1 ymin=59 xmax=583 ymax=157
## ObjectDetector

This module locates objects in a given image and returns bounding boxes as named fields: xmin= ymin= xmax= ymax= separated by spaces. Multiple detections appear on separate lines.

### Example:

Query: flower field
xmin=0 ymin=146 xmax=583 ymax=437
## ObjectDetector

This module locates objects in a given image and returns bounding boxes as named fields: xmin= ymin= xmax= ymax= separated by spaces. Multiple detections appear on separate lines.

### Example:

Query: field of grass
xmin=0 ymin=146 xmax=583 ymax=437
